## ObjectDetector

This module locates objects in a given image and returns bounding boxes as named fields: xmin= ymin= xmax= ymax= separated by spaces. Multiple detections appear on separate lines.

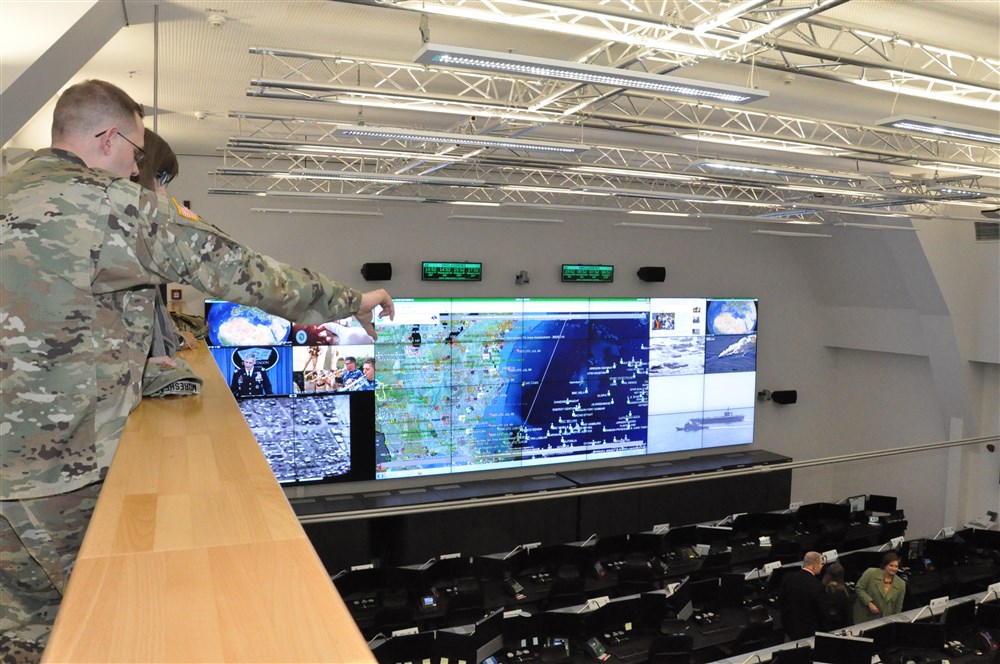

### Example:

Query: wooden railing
xmin=43 ymin=344 xmax=374 ymax=663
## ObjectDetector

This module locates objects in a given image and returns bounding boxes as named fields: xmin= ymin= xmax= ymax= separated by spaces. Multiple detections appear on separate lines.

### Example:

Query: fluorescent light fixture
xmin=334 ymin=124 xmax=590 ymax=154
xmin=751 ymin=230 xmax=832 ymax=238
xmin=502 ymin=203 xmax=621 ymax=213
xmin=833 ymin=222 xmax=917 ymax=231
xmin=502 ymin=184 xmax=611 ymax=196
xmin=450 ymin=200 xmax=501 ymax=207
xmin=416 ymin=43 xmax=768 ymax=104
xmin=450 ymin=214 xmax=564 ymax=224
xmin=569 ymin=165 xmax=698 ymax=182
xmin=698 ymin=160 xmax=864 ymax=183
xmin=250 ymin=208 xmax=383 ymax=217
xmin=582 ymin=186 xmax=699 ymax=201
xmin=680 ymin=131 xmax=849 ymax=157
xmin=877 ymin=115 xmax=1000 ymax=145
xmin=930 ymin=186 xmax=995 ymax=199
xmin=912 ymin=162 xmax=1000 ymax=177
xmin=332 ymin=95 xmax=555 ymax=124
xmin=397 ymin=1 xmax=718 ymax=57
xmin=777 ymin=184 xmax=883 ymax=198
xmin=289 ymin=168 xmax=485 ymax=187
xmin=208 ymin=190 xmax=427 ymax=203
xmin=616 ymin=222 xmax=711 ymax=231
xmin=626 ymin=210 xmax=691 ymax=217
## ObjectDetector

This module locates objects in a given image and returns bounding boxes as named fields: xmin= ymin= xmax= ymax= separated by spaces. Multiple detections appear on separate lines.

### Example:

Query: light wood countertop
xmin=43 ymin=344 xmax=375 ymax=663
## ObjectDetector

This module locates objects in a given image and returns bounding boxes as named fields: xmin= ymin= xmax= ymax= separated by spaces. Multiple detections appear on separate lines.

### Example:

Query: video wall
xmin=206 ymin=297 xmax=758 ymax=485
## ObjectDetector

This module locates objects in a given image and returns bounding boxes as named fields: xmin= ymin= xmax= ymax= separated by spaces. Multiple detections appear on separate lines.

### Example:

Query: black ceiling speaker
xmin=360 ymin=262 xmax=392 ymax=281
xmin=771 ymin=390 xmax=798 ymax=405
xmin=637 ymin=266 xmax=666 ymax=282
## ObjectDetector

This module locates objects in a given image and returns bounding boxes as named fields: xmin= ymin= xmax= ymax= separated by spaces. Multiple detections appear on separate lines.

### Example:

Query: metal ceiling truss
xmin=223 ymin=112 xmax=915 ymax=195
xmin=245 ymin=49 xmax=1000 ymax=171
xmin=213 ymin=148 xmax=977 ymax=220
xmin=375 ymin=0 xmax=1000 ymax=109
xmin=754 ymin=19 xmax=1000 ymax=110
xmin=219 ymin=1 xmax=999 ymax=221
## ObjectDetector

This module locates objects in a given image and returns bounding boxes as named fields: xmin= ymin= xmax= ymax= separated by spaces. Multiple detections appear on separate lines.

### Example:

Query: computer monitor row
xmin=808 ymin=597 xmax=1000 ymax=663
xmin=206 ymin=297 xmax=759 ymax=485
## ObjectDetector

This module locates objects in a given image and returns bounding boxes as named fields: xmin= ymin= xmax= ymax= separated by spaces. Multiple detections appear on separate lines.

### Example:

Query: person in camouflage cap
xmin=0 ymin=79 xmax=394 ymax=661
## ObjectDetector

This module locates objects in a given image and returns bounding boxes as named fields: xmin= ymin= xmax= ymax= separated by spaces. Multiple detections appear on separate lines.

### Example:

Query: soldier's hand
xmin=355 ymin=289 xmax=395 ymax=340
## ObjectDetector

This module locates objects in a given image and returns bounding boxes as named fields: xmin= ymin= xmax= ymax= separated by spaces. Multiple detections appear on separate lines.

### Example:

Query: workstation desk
xmin=43 ymin=345 xmax=374 ymax=663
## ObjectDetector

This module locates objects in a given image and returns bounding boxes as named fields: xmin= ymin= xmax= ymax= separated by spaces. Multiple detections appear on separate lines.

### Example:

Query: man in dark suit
xmin=779 ymin=550 xmax=825 ymax=640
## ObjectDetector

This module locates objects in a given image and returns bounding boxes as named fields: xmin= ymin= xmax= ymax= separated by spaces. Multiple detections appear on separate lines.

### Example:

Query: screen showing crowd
xmin=206 ymin=297 xmax=758 ymax=484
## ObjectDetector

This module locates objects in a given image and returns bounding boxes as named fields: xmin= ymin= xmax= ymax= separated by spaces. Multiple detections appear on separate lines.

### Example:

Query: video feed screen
xmin=205 ymin=297 xmax=758 ymax=484
xmin=237 ymin=394 xmax=353 ymax=484
xmin=205 ymin=300 xmax=377 ymax=485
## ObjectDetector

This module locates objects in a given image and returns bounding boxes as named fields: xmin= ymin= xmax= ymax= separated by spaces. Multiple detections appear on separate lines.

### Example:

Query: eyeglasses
xmin=157 ymin=170 xmax=174 ymax=187
xmin=94 ymin=128 xmax=145 ymax=166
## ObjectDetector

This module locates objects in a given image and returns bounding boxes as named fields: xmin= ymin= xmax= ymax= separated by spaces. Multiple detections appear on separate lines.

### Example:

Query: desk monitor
xmin=836 ymin=550 xmax=884 ymax=582
xmin=765 ymin=564 xmax=802 ymax=596
xmin=545 ymin=609 xmax=587 ymax=640
xmin=660 ymin=580 xmax=693 ymax=621
xmin=770 ymin=645 xmax=812 ymax=664
xmin=473 ymin=547 xmax=527 ymax=578
xmin=866 ymin=621 xmax=945 ymax=650
xmin=502 ymin=612 xmax=549 ymax=649
xmin=473 ymin=609 xmax=505 ymax=661
xmin=962 ymin=527 xmax=1000 ymax=549
xmin=812 ymin=632 xmax=875 ymax=663
xmin=687 ymin=577 xmax=720 ymax=610
xmin=925 ymin=537 xmax=967 ymax=567
xmin=797 ymin=502 xmax=850 ymax=523
xmin=331 ymin=566 xmax=386 ymax=598
xmin=732 ymin=511 xmax=792 ymax=534
xmin=629 ymin=532 xmax=669 ymax=556
xmin=718 ymin=572 xmax=746 ymax=607
xmin=665 ymin=525 xmax=700 ymax=548
xmin=866 ymin=494 xmax=898 ymax=513
xmin=977 ymin=601 xmax=1000 ymax=629
xmin=434 ymin=628 xmax=477 ymax=663
xmin=587 ymin=595 xmax=644 ymax=633
xmin=372 ymin=630 xmax=436 ymax=662
xmin=901 ymin=538 xmax=926 ymax=562
xmin=943 ymin=599 xmax=977 ymax=637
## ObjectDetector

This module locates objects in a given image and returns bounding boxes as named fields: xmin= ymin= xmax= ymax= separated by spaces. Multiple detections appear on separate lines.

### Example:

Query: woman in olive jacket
xmin=853 ymin=551 xmax=906 ymax=625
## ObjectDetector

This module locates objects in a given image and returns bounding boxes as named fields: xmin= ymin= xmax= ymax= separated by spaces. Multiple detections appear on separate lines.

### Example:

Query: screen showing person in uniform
xmin=205 ymin=297 xmax=758 ymax=483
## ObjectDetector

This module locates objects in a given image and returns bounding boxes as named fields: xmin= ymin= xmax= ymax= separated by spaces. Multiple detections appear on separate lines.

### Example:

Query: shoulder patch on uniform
xmin=171 ymin=197 xmax=201 ymax=222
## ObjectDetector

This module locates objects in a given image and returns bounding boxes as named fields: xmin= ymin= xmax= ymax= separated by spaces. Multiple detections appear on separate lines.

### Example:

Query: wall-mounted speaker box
xmin=637 ymin=266 xmax=666 ymax=282
xmin=360 ymin=262 xmax=392 ymax=281
xmin=771 ymin=390 xmax=798 ymax=405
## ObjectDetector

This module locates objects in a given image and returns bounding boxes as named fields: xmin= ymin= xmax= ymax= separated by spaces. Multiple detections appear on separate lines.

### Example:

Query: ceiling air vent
xmin=974 ymin=221 xmax=1000 ymax=242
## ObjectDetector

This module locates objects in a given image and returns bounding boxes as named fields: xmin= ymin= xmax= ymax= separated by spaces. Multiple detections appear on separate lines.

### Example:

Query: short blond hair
xmin=52 ymin=79 xmax=143 ymax=142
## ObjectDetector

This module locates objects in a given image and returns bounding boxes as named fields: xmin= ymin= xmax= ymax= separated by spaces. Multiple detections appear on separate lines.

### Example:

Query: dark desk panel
xmin=430 ymin=474 xmax=574 ymax=500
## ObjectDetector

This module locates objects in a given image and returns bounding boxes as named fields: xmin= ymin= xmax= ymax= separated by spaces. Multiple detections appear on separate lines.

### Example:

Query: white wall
xmin=170 ymin=155 xmax=999 ymax=537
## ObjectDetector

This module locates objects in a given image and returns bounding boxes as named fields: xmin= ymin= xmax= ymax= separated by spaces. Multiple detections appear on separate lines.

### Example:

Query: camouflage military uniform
xmin=0 ymin=148 xmax=362 ymax=659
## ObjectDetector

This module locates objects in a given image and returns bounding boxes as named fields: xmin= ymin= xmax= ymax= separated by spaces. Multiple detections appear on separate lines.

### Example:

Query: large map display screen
xmin=372 ymin=298 xmax=758 ymax=479
xmin=205 ymin=297 xmax=758 ymax=484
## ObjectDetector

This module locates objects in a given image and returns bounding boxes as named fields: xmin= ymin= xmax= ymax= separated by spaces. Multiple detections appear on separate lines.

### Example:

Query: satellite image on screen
xmin=206 ymin=301 xmax=291 ymax=347
xmin=237 ymin=394 xmax=352 ymax=483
